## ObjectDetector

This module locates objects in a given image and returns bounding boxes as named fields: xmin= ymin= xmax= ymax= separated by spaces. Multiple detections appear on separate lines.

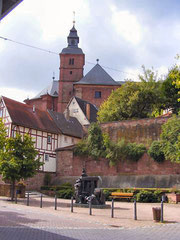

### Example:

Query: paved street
xmin=0 ymin=196 xmax=180 ymax=240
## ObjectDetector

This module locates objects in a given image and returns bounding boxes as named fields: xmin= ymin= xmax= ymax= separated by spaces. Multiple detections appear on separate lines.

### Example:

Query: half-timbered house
xmin=0 ymin=96 xmax=83 ymax=173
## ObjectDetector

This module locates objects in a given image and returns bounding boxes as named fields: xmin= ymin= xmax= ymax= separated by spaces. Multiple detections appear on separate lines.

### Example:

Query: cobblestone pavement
xmin=0 ymin=197 xmax=180 ymax=240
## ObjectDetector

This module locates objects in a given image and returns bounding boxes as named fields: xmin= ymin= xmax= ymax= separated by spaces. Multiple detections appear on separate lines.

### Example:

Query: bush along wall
xmin=74 ymin=123 xmax=146 ymax=166
xmin=102 ymin=188 xmax=175 ymax=202
xmin=41 ymin=182 xmax=74 ymax=199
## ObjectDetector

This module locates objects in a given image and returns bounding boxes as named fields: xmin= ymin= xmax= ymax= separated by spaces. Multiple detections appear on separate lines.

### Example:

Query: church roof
xmin=74 ymin=97 xmax=98 ymax=123
xmin=48 ymin=110 xmax=84 ymax=138
xmin=31 ymin=80 xmax=59 ymax=100
xmin=74 ymin=64 xmax=119 ymax=86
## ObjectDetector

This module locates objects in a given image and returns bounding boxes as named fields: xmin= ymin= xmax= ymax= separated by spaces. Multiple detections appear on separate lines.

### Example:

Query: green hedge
xmin=102 ymin=187 xmax=173 ymax=202
xmin=41 ymin=182 xmax=74 ymax=199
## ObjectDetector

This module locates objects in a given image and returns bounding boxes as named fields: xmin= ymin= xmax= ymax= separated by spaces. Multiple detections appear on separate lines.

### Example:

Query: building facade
xmin=25 ymin=24 xmax=122 ymax=114
xmin=0 ymin=96 xmax=83 ymax=173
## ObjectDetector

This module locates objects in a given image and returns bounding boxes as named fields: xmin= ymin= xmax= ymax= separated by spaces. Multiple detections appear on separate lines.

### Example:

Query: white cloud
xmin=111 ymin=6 xmax=143 ymax=45
xmin=27 ymin=0 xmax=90 ymax=42
xmin=157 ymin=66 xmax=168 ymax=79
xmin=123 ymin=67 xmax=142 ymax=81
xmin=0 ymin=87 xmax=37 ymax=103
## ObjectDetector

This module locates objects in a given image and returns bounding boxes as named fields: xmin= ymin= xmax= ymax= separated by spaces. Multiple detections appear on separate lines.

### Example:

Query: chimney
xmin=64 ymin=108 xmax=70 ymax=121
xmin=86 ymin=103 xmax=90 ymax=121
xmin=33 ymin=105 xmax=36 ymax=113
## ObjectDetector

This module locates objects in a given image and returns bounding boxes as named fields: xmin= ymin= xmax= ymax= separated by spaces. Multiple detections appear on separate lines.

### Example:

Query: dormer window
xmin=69 ymin=58 xmax=74 ymax=65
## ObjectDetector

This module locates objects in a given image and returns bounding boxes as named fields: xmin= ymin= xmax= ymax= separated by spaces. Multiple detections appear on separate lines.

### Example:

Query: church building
xmin=24 ymin=23 xmax=121 ymax=114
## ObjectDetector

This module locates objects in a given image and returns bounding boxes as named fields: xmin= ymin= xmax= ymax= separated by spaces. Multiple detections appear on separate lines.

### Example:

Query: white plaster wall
xmin=68 ymin=98 xmax=89 ymax=125
xmin=43 ymin=155 xmax=56 ymax=172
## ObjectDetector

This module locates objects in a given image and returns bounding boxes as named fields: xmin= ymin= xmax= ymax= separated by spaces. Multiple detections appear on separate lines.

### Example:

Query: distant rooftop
xmin=31 ymin=80 xmax=58 ymax=100
xmin=74 ymin=64 xmax=119 ymax=86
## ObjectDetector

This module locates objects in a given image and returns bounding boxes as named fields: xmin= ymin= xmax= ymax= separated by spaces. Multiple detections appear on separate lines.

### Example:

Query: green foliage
xmin=105 ymin=139 xmax=146 ymax=166
xmin=105 ymin=139 xmax=127 ymax=166
xmin=74 ymin=123 xmax=146 ymax=165
xmin=161 ymin=65 xmax=180 ymax=114
xmin=160 ymin=115 xmax=180 ymax=163
xmin=74 ymin=139 xmax=89 ymax=157
xmin=103 ymin=188 xmax=167 ymax=202
xmin=98 ymin=66 xmax=163 ymax=123
xmin=0 ymin=134 xmax=41 ymax=182
xmin=0 ymin=119 xmax=7 ymax=151
xmin=0 ymin=134 xmax=42 ymax=200
xmin=136 ymin=190 xmax=162 ymax=203
xmin=74 ymin=123 xmax=105 ymax=160
xmin=56 ymin=188 xmax=74 ymax=199
xmin=126 ymin=143 xmax=146 ymax=162
xmin=87 ymin=122 xmax=106 ymax=159
xmin=41 ymin=183 xmax=74 ymax=199
xmin=43 ymin=173 xmax=52 ymax=186
xmin=148 ymin=141 xmax=165 ymax=163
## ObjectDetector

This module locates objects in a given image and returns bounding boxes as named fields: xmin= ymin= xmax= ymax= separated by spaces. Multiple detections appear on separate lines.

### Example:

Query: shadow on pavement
xmin=0 ymin=227 xmax=79 ymax=240
xmin=0 ymin=210 xmax=45 ymax=227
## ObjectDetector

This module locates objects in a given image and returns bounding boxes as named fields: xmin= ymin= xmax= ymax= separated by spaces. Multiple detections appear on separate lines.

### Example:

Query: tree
xmin=173 ymin=55 xmax=180 ymax=102
xmin=74 ymin=123 xmax=105 ymax=160
xmin=161 ymin=65 xmax=180 ymax=114
xmin=0 ymin=118 xmax=7 ymax=151
xmin=160 ymin=115 xmax=180 ymax=163
xmin=98 ymin=67 xmax=163 ymax=122
xmin=0 ymin=134 xmax=42 ymax=200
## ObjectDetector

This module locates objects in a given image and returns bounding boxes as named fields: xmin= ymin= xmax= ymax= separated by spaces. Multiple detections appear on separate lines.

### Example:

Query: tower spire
xmin=73 ymin=11 xmax=75 ymax=27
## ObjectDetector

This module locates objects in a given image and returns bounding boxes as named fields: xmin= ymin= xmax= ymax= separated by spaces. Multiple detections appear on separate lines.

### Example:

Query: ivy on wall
xmin=74 ymin=123 xmax=146 ymax=166
xmin=148 ymin=114 xmax=180 ymax=163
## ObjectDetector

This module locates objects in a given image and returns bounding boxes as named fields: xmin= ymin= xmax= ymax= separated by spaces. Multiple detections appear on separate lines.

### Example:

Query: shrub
xmin=126 ymin=143 xmax=146 ymax=162
xmin=148 ymin=140 xmax=165 ymax=162
xmin=41 ymin=185 xmax=51 ymax=191
xmin=136 ymin=190 xmax=161 ymax=203
xmin=55 ymin=183 xmax=74 ymax=199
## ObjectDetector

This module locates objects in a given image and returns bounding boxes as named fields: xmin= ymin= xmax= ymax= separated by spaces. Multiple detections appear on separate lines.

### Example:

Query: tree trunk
xmin=11 ymin=180 xmax=15 ymax=201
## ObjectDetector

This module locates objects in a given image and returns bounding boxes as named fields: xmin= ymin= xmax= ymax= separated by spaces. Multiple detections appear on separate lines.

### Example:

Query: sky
xmin=0 ymin=0 xmax=180 ymax=102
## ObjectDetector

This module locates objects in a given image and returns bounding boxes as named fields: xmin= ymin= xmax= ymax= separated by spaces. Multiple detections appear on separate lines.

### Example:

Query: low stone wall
xmin=55 ymin=149 xmax=180 ymax=188
xmin=53 ymin=174 xmax=180 ymax=189
xmin=24 ymin=172 xmax=56 ymax=190
xmin=0 ymin=184 xmax=25 ymax=198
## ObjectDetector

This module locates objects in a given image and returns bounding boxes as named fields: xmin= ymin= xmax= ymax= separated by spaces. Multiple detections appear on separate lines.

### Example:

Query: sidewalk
xmin=0 ymin=195 xmax=180 ymax=229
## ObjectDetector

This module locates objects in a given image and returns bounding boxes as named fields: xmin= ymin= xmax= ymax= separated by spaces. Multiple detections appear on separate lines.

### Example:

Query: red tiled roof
xmin=3 ymin=96 xmax=60 ymax=134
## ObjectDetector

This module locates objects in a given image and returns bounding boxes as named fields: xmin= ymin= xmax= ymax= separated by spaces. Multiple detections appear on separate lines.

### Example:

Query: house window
xmin=73 ymin=109 xmax=78 ymax=113
xmin=95 ymin=91 xmax=101 ymax=98
xmin=70 ymin=71 xmax=73 ymax=75
xmin=45 ymin=154 xmax=49 ymax=162
xmin=47 ymin=136 xmax=51 ymax=144
xmin=69 ymin=58 xmax=74 ymax=65
xmin=12 ymin=126 xmax=17 ymax=138
xmin=72 ymin=138 xmax=74 ymax=144
xmin=64 ymin=136 xmax=67 ymax=142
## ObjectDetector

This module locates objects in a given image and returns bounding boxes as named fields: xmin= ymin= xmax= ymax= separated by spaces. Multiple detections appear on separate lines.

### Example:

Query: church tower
xmin=57 ymin=23 xmax=85 ymax=113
